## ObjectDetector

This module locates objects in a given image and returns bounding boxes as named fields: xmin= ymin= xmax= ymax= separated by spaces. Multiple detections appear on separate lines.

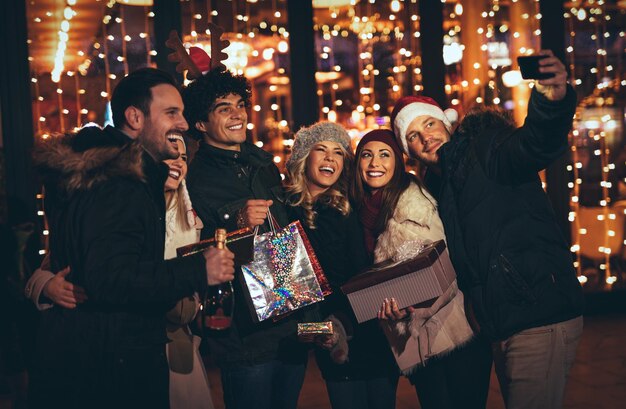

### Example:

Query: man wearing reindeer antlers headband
xmin=182 ymin=66 xmax=307 ymax=409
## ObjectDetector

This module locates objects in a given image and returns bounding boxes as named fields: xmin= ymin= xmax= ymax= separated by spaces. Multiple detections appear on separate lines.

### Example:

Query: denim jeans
xmin=325 ymin=375 xmax=399 ymax=409
xmin=493 ymin=316 xmax=583 ymax=409
xmin=221 ymin=359 xmax=306 ymax=409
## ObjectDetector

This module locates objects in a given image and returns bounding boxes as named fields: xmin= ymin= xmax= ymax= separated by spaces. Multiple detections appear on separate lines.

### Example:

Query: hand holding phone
xmin=518 ymin=50 xmax=568 ymax=101
xmin=517 ymin=55 xmax=555 ymax=80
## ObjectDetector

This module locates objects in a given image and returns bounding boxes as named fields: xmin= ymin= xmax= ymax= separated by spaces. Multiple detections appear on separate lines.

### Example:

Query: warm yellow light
xmin=262 ymin=48 xmax=275 ymax=61
xmin=443 ymin=43 xmax=463 ymax=65
xmin=502 ymin=70 xmax=523 ymax=87
xmin=116 ymin=0 xmax=154 ymax=5
xmin=328 ymin=110 xmax=337 ymax=122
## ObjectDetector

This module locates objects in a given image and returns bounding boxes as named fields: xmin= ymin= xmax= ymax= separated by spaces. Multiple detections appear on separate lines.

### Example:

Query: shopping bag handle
xmin=252 ymin=206 xmax=281 ymax=236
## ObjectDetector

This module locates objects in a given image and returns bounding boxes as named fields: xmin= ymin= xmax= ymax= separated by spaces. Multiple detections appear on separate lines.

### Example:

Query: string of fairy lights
xmin=565 ymin=0 xmax=626 ymax=288
xmin=24 ymin=0 xmax=626 ymax=289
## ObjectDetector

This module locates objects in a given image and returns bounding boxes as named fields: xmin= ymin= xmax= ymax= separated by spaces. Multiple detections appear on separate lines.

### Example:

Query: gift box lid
xmin=341 ymin=240 xmax=447 ymax=294
xmin=176 ymin=227 xmax=255 ymax=265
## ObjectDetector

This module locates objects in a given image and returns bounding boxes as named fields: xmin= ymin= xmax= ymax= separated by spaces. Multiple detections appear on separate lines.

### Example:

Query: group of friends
xmin=23 ymin=49 xmax=584 ymax=409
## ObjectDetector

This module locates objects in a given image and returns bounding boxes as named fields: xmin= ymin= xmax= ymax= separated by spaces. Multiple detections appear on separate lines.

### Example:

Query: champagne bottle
xmin=202 ymin=228 xmax=235 ymax=330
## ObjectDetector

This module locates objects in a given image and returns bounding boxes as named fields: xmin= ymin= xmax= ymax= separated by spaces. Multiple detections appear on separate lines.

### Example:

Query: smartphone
xmin=517 ymin=55 xmax=555 ymax=80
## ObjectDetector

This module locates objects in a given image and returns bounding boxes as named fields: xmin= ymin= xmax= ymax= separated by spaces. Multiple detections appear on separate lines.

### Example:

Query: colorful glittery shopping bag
xmin=240 ymin=212 xmax=331 ymax=323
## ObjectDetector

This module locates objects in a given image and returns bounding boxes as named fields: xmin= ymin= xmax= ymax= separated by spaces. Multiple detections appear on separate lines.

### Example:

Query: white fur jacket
xmin=374 ymin=182 xmax=475 ymax=374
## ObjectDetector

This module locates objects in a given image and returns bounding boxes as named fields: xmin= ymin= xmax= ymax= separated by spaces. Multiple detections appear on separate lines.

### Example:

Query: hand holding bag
xmin=240 ymin=210 xmax=331 ymax=322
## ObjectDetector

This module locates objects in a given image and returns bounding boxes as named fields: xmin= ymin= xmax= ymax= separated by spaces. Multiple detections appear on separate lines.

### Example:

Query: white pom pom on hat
xmin=390 ymin=95 xmax=458 ymax=156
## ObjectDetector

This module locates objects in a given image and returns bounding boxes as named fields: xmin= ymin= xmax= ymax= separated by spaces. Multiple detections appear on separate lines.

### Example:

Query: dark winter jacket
xmin=31 ymin=125 xmax=207 ymax=408
xmin=433 ymin=87 xmax=584 ymax=342
xmin=186 ymin=141 xmax=306 ymax=367
xmin=289 ymin=202 xmax=398 ymax=381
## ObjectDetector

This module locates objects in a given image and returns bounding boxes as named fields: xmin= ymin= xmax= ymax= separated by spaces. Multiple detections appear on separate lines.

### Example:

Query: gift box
xmin=241 ymin=220 xmax=331 ymax=323
xmin=340 ymin=240 xmax=456 ymax=323
xmin=176 ymin=227 xmax=255 ymax=265
xmin=297 ymin=321 xmax=334 ymax=342
xmin=297 ymin=321 xmax=334 ymax=336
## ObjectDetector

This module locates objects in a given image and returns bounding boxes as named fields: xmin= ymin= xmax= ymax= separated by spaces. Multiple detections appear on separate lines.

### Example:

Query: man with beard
xmin=182 ymin=68 xmax=307 ymax=409
xmin=31 ymin=68 xmax=235 ymax=409
xmin=388 ymin=50 xmax=584 ymax=408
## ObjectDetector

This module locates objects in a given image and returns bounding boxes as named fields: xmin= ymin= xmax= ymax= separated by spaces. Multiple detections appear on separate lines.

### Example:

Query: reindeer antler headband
xmin=165 ymin=22 xmax=231 ymax=79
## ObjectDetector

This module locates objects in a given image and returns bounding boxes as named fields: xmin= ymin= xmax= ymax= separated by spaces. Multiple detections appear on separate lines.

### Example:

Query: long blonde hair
xmin=285 ymin=142 xmax=354 ymax=229
xmin=165 ymin=184 xmax=192 ymax=229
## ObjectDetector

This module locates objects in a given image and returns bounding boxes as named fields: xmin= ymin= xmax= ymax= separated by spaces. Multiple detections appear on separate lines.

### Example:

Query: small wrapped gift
xmin=297 ymin=321 xmax=334 ymax=342
xmin=241 ymin=217 xmax=331 ymax=323
xmin=341 ymin=240 xmax=456 ymax=323
xmin=297 ymin=321 xmax=334 ymax=336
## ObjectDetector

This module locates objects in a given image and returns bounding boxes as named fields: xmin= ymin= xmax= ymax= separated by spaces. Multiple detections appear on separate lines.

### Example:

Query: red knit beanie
xmin=356 ymin=129 xmax=404 ymax=160
xmin=390 ymin=96 xmax=458 ymax=156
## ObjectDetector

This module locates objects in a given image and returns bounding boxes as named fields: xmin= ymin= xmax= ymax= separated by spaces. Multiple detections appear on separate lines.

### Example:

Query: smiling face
xmin=358 ymin=141 xmax=396 ymax=193
xmin=138 ymin=84 xmax=189 ymax=162
xmin=305 ymin=141 xmax=345 ymax=199
xmin=404 ymin=115 xmax=451 ymax=166
xmin=164 ymin=138 xmax=188 ymax=192
xmin=195 ymin=93 xmax=247 ymax=151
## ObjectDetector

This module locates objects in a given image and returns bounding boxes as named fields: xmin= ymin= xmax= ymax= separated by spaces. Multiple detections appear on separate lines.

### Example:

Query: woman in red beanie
xmin=351 ymin=129 xmax=492 ymax=409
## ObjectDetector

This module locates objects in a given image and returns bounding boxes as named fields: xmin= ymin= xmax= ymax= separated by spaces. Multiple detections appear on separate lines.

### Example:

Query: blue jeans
xmin=221 ymin=360 xmax=306 ymax=409
xmin=325 ymin=375 xmax=399 ymax=409
xmin=493 ymin=316 xmax=583 ymax=409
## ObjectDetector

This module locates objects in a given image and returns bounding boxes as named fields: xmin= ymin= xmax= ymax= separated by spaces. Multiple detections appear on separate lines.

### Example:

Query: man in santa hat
xmin=389 ymin=50 xmax=584 ymax=409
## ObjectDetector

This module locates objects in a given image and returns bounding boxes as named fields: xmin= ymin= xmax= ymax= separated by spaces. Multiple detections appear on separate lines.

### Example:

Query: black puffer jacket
xmin=187 ymin=141 xmax=306 ymax=367
xmin=288 ymin=203 xmax=398 ymax=381
xmin=31 ymin=125 xmax=207 ymax=408
xmin=433 ymin=87 xmax=584 ymax=342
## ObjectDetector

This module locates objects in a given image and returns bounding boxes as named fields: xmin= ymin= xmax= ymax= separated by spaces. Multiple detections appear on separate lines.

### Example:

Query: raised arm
xmin=477 ymin=50 xmax=576 ymax=183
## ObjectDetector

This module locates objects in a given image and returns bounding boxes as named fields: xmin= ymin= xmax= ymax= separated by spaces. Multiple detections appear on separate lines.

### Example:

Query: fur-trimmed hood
xmin=374 ymin=181 xmax=474 ymax=374
xmin=33 ymin=125 xmax=145 ymax=194
xmin=374 ymin=182 xmax=445 ymax=263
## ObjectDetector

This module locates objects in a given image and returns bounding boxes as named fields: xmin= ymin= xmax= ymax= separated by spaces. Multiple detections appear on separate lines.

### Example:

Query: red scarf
xmin=359 ymin=189 xmax=383 ymax=257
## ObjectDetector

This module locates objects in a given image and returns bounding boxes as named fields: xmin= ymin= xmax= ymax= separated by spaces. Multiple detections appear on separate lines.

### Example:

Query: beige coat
xmin=374 ymin=182 xmax=474 ymax=375
xmin=163 ymin=192 xmax=214 ymax=409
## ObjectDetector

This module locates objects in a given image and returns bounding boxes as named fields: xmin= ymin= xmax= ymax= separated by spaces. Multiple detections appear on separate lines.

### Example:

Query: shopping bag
xmin=240 ymin=211 xmax=331 ymax=322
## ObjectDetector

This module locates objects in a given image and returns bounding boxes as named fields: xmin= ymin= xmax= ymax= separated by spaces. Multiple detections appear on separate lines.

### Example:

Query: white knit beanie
xmin=286 ymin=121 xmax=351 ymax=170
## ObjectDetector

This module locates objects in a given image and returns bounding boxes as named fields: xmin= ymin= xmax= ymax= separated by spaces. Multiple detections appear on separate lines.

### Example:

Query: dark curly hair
xmin=182 ymin=68 xmax=252 ymax=141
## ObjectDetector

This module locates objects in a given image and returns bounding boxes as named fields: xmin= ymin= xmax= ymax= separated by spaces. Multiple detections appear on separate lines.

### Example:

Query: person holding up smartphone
xmin=388 ymin=49 xmax=584 ymax=409
xmin=517 ymin=54 xmax=557 ymax=80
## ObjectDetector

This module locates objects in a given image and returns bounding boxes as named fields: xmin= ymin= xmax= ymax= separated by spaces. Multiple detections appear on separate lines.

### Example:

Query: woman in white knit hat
xmin=285 ymin=122 xmax=398 ymax=409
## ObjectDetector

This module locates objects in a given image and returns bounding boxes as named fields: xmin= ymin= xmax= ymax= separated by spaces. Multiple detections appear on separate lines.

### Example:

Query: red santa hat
xmin=390 ymin=96 xmax=459 ymax=156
